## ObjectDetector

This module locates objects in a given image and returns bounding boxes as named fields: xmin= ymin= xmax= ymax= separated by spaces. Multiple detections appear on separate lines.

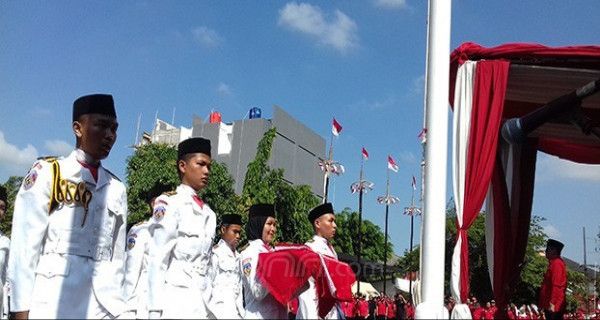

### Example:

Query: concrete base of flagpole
xmin=415 ymin=302 xmax=447 ymax=319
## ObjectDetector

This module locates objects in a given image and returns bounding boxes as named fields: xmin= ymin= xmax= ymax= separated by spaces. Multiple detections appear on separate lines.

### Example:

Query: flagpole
xmin=383 ymin=168 xmax=390 ymax=295
xmin=409 ymin=181 xmax=415 ymax=301
xmin=357 ymin=153 xmax=364 ymax=294
xmin=323 ymin=129 xmax=335 ymax=203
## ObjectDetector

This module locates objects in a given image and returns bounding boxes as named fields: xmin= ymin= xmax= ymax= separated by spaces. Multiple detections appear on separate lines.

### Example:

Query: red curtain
xmin=457 ymin=60 xmax=510 ymax=302
xmin=490 ymin=141 xmax=538 ymax=311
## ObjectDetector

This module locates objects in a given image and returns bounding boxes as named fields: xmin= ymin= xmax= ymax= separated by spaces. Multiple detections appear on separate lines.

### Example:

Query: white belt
xmin=44 ymin=242 xmax=112 ymax=261
xmin=170 ymin=257 xmax=210 ymax=277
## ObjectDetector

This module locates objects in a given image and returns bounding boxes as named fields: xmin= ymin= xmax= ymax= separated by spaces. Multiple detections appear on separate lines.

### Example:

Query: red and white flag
xmin=411 ymin=175 xmax=417 ymax=190
xmin=387 ymin=155 xmax=398 ymax=172
xmin=332 ymin=118 xmax=342 ymax=136
xmin=418 ymin=128 xmax=427 ymax=144
xmin=361 ymin=147 xmax=369 ymax=160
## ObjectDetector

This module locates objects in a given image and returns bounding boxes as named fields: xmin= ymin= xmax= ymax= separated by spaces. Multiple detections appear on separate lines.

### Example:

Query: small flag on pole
xmin=332 ymin=118 xmax=343 ymax=136
xmin=418 ymin=128 xmax=427 ymax=144
xmin=387 ymin=155 xmax=399 ymax=172
xmin=412 ymin=176 xmax=417 ymax=190
xmin=361 ymin=147 xmax=369 ymax=160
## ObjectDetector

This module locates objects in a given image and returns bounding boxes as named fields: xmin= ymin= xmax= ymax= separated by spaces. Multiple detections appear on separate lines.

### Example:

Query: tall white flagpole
xmin=416 ymin=0 xmax=451 ymax=318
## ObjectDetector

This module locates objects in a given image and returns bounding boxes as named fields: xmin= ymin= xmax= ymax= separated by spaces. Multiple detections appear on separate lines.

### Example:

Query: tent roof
xmin=449 ymin=42 xmax=600 ymax=163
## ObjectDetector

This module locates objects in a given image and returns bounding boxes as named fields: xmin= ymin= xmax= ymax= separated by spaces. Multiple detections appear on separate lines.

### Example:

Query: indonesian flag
xmin=256 ymin=245 xmax=356 ymax=318
xmin=387 ymin=155 xmax=399 ymax=172
xmin=412 ymin=175 xmax=417 ymax=190
xmin=418 ymin=128 xmax=427 ymax=144
xmin=361 ymin=147 xmax=369 ymax=160
xmin=332 ymin=118 xmax=342 ymax=136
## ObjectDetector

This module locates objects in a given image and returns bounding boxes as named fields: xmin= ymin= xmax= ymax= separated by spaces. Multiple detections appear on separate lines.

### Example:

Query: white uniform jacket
xmin=7 ymin=150 xmax=128 ymax=318
xmin=147 ymin=184 xmax=216 ymax=319
xmin=296 ymin=235 xmax=339 ymax=319
xmin=123 ymin=220 xmax=152 ymax=319
xmin=240 ymin=239 xmax=287 ymax=320
xmin=0 ymin=233 xmax=9 ymax=318
xmin=207 ymin=238 xmax=244 ymax=319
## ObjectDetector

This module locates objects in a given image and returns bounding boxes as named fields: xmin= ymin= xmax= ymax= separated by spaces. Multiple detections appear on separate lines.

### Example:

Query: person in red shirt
xmin=375 ymin=296 xmax=386 ymax=320
xmin=386 ymin=297 xmax=395 ymax=320
xmin=358 ymin=295 xmax=370 ymax=319
xmin=471 ymin=302 xmax=485 ymax=320
xmin=404 ymin=302 xmax=415 ymax=320
xmin=539 ymin=239 xmax=567 ymax=320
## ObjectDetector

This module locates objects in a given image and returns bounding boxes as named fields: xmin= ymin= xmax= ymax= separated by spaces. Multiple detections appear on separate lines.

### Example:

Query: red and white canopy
xmin=448 ymin=42 xmax=600 ymax=313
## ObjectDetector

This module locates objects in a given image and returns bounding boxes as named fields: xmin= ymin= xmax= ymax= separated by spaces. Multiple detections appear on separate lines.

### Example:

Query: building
xmin=142 ymin=105 xmax=326 ymax=197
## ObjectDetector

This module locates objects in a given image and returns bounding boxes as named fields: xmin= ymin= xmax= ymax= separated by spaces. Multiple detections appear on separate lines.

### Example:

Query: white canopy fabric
xmin=351 ymin=281 xmax=379 ymax=299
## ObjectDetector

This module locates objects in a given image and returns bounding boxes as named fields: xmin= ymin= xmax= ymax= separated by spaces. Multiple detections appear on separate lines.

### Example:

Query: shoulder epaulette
xmin=104 ymin=169 xmax=121 ymax=182
xmin=163 ymin=191 xmax=177 ymax=196
xmin=37 ymin=155 xmax=58 ymax=162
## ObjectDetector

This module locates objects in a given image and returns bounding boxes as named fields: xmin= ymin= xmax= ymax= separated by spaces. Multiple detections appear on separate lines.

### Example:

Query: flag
xmin=361 ymin=147 xmax=369 ymax=160
xmin=418 ymin=128 xmax=427 ymax=144
xmin=332 ymin=118 xmax=342 ymax=136
xmin=387 ymin=155 xmax=398 ymax=172
xmin=412 ymin=176 xmax=417 ymax=190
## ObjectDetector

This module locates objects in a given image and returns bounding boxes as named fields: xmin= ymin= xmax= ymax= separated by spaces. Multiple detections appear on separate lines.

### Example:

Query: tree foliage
xmin=0 ymin=176 xmax=23 ymax=236
xmin=125 ymin=143 xmax=179 ymax=226
xmin=334 ymin=208 xmax=394 ymax=263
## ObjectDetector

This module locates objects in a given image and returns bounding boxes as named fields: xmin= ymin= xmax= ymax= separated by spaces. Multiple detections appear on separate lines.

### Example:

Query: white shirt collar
xmin=176 ymin=183 xmax=196 ymax=196
xmin=74 ymin=148 xmax=101 ymax=166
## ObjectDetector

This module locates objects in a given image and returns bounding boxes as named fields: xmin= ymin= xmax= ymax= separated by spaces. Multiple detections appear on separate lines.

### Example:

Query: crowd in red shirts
xmin=338 ymin=293 xmax=415 ymax=320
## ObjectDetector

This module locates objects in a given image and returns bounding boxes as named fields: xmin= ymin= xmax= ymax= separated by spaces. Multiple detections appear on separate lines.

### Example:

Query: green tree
xmin=125 ymin=143 xmax=179 ymax=226
xmin=242 ymin=128 xmax=278 ymax=205
xmin=1 ymin=176 xmax=23 ymax=236
xmin=334 ymin=208 xmax=393 ymax=262
xmin=240 ymin=127 xmax=315 ymax=244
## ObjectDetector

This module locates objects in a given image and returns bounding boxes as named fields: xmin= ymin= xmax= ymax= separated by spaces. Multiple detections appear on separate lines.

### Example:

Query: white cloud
xmin=374 ymin=0 xmax=407 ymax=10
xmin=0 ymin=130 xmax=38 ymax=177
xmin=278 ymin=2 xmax=358 ymax=53
xmin=537 ymin=153 xmax=600 ymax=182
xmin=216 ymin=82 xmax=232 ymax=97
xmin=44 ymin=140 xmax=73 ymax=157
xmin=543 ymin=224 xmax=561 ymax=239
xmin=411 ymin=74 xmax=425 ymax=95
xmin=399 ymin=151 xmax=417 ymax=164
xmin=192 ymin=26 xmax=223 ymax=48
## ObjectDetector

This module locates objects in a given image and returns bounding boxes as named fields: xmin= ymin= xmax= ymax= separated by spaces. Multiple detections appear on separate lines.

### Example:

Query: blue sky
xmin=1 ymin=1 xmax=599 ymax=265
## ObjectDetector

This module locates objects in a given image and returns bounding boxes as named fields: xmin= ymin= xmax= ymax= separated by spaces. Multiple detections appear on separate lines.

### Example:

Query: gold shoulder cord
xmin=48 ymin=159 xmax=61 ymax=214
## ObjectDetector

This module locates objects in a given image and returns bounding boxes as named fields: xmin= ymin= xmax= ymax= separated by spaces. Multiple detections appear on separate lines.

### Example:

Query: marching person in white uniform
xmin=7 ymin=94 xmax=128 ymax=319
xmin=207 ymin=213 xmax=245 ymax=319
xmin=0 ymin=187 xmax=10 ymax=319
xmin=147 ymin=137 xmax=217 ymax=319
xmin=122 ymin=183 xmax=170 ymax=319
xmin=240 ymin=204 xmax=287 ymax=319
xmin=297 ymin=202 xmax=340 ymax=319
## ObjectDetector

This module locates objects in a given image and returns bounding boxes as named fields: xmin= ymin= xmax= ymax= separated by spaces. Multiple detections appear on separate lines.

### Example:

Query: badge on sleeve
xmin=242 ymin=258 xmax=252 ymax=277
xmin=23 ymin=170 xmax=38 ymax=190
xmin=127 ymin=234 xmax=137 ymax=250
xmin=153 ymin=205 xmax=166 ymax=221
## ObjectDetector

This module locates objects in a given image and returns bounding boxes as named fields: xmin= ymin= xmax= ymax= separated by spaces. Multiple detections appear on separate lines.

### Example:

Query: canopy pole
xmin=416 ymin=0 xmax=451 ymax=318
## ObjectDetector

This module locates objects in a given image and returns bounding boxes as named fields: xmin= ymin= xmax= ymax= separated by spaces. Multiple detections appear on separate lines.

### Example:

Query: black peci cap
xmin=72 ymin=94 xmax=116 ymax=122
xmin=547 ymin=239 xmax=564 ymax=252
xmin=178 ymin=137 xmax=211 ymax=160
xmin=248 ymin=204 xmax=275 ymax=218
xmin=308 ymin=202 xmax=334 ymax=223
xmin=221 ymin=214 xmax=243 ymax=226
